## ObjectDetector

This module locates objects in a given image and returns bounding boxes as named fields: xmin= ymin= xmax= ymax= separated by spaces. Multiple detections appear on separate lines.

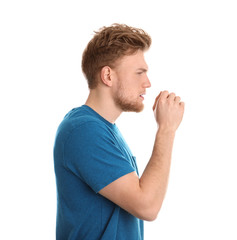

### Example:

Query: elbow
xmin=146 ymin=212 xmax=159 ymax=222
xmin=141 ymin=213 xmax=157 ymax=222
xmin=141 ymin=207 xmax=160 ymax=222
xmin=136 ymin=201 xmax=162 ymax=222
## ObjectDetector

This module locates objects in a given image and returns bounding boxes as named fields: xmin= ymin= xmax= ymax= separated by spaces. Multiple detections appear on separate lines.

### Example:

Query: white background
xmin=1 ymin=0 xmax=237 ymax=239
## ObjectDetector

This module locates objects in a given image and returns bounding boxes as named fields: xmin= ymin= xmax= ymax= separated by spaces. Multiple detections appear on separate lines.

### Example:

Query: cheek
xmin=116 ymin=75 xmax=139 ymax=97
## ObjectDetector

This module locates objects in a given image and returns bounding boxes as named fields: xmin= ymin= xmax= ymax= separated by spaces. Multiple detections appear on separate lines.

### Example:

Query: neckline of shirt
xmin=82 ymin=105 xmax=117 ymax=130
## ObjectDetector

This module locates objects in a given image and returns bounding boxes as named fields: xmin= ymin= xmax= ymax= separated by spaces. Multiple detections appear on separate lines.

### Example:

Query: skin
xmin=111 ymin=51 xmax=150 ymax=113
xmin=85 ymin=50 xmax=151 ymax=122
xmin=85 ymin=50 xmax=185 ymax=221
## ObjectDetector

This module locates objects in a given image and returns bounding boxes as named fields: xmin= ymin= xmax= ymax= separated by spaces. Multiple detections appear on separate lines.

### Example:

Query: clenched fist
xmin=153 ymin=91 xmax=185 ymax=132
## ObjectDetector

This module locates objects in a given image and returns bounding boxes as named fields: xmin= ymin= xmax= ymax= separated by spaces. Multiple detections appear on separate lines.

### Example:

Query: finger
xmin=161 ymin=90 xmax=169 ymax=99
xmin=174 ymin=96 xmax=181 ymax=102
xmin=179 ymin=101 xmax=185 ymax=108
xmin=167 ymin=92 xmax=176 ymax=101
xmin=153 ymin=91 xmax=162 ymax=110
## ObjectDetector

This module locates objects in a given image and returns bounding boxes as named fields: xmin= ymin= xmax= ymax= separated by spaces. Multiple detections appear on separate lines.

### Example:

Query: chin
xmin=114 ymin=94 xmax=144 ymax=113
xmin=120 ymin=103 xmax=144 ymax=113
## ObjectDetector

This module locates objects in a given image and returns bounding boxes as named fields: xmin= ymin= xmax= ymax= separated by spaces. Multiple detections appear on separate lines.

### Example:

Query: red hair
xmin=82 ymin=23 xmax=152 ymax=89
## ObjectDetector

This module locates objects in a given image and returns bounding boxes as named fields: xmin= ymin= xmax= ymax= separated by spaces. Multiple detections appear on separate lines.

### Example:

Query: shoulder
xmin=55 ymin=106 xmax=117 ymax=150
xmin=57 ymin=107 xmax=108 ymax=134
xmin=62 ymin=115 xmax=114 ymax=146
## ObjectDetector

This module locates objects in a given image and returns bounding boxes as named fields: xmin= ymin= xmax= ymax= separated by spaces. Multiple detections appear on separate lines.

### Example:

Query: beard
xmin=113 ymin=83 xmax=144 ymax=113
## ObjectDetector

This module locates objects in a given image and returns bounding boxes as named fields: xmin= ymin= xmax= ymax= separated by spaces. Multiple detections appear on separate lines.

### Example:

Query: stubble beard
xmin=114 ymin=84 xmax=144 ymax=113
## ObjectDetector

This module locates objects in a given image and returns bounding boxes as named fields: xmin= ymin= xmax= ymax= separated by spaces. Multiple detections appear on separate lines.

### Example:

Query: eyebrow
xmin=136 ymin=68 xmax=148 ymax=72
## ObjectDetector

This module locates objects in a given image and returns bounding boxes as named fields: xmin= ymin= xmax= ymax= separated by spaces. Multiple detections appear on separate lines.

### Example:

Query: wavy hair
xmin=82 ymin=24 xmax=152 ymax=89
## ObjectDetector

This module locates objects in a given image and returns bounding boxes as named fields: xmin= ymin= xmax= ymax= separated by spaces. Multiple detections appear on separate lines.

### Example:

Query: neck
xmin=85 ymin=89 xmax=122 ymax=124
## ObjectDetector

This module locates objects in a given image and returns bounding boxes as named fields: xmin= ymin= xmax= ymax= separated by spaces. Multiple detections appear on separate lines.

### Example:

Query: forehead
xmin=115 ymin=50 xmax=148 ymax=70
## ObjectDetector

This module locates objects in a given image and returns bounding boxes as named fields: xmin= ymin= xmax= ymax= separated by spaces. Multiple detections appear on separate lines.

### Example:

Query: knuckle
xmin=158 ymin=98 xmax=165 ymax=104
xmin=179 ymin=102 xmax=185 ymax=107
xmin=175 ymin=96 xmax=181 ymax=102
xmin=167 ymin=92 xmax=176 ymax=100
xmin=162 ymin=90 xmax=169 ymax=97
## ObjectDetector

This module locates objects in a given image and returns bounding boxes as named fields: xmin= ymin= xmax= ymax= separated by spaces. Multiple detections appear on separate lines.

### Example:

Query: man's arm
xmin=99 ymin=91 xmax=185 ymax=221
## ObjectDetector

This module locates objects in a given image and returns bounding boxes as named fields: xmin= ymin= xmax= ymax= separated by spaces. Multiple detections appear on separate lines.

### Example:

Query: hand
xmin=153 ymin=91 xmax=185 ymax=132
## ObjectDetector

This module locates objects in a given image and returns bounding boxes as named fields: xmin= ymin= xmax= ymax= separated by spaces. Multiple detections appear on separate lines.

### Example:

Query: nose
xmin=143 ymin=76 xmax=151 ymax=88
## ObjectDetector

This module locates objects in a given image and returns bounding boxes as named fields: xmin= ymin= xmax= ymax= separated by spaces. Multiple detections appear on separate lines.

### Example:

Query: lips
xmin=139 ymin=93 xmax=145 ymax=100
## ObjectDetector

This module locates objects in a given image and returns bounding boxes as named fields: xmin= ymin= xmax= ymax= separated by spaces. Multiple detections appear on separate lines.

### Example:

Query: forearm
xmin=99 ymin=91 xmax=184 ymax=222
xmin=139 ymin=128 xmax=176 ymax=217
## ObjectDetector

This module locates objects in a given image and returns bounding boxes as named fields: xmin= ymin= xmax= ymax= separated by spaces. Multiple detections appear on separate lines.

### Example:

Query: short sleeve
xmin=63 ymin=121 xmax=135 ymax=193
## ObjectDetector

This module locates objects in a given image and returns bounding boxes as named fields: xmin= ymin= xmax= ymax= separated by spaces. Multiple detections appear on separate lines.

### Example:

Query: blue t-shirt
xmin=54 ymin=105 xmax=144 ymax=240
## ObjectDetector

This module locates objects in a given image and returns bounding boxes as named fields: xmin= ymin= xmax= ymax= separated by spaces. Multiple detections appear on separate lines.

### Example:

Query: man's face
xmin=112 ymin=50 xmax=151 ymax=112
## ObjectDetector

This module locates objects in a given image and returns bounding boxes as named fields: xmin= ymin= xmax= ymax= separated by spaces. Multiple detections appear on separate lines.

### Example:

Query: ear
xmin=100 ymin=66 xmax=113 ymax=87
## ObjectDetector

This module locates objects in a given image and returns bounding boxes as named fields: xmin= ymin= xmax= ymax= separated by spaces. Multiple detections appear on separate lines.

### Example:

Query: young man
xmin=54 ymin=24 xmax=184 ymax=240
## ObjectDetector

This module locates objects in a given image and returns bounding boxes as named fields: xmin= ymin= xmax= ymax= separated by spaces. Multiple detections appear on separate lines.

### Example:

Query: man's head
xmin=110 ymin=49 xmax=151 ymax=112
xmin=82 ymin=23 xmax=151 ymax=90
